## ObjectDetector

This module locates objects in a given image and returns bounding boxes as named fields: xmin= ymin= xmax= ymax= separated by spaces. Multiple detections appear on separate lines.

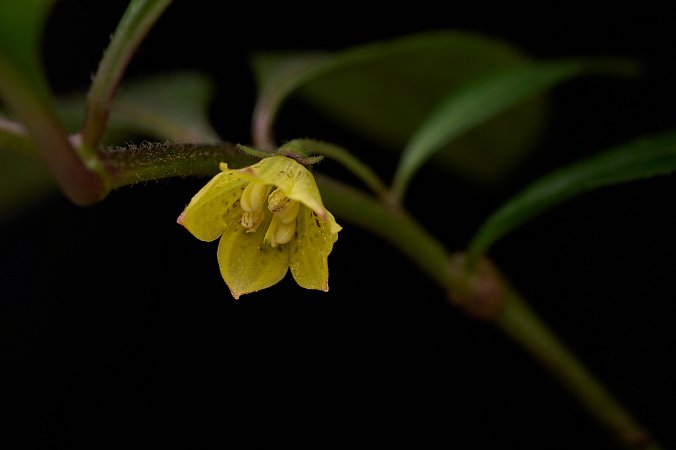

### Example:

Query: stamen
xmin=239 ymin=182 xmax=269 ymax=232
xmin=265 ymin=214 xmax=297 ymax=247
xmin=274 ymin=218 xmax=296 ymax=245
xmin=264 ymin=215 xmax=279 ymax=247
xmin=268 ymin=188 xmax=300 ymax=223
xmin=264 ymin=189 xmax=300 ymax=246
xmin=240 ymin=182 xmax=268 ymax=212
xmin=277 ymin=200 xmax=300 ymax=224
xmin=267 ymin=188 xmax=289 ymax=213
xmin=240 ymin=210 xmax=264 ymax=233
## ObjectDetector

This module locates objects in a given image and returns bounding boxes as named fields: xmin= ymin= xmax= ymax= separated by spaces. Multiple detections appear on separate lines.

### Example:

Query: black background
xmin=2 ymin=2 xmax=676 ymax=449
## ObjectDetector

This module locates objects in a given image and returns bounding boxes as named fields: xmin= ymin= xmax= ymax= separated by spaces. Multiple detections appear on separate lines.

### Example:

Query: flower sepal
xmin=237 ymin=143 xmax=325 ymax=167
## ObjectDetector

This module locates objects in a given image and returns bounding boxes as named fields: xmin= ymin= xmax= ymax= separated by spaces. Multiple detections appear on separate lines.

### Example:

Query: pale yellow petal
xmin=178 ymin=169 xmax=247 ymax=242
xmin=236 ymin=156 xmax=342 ymax=234
xmin=289 ymin=205 xmax=339 ymax=292
xmin=217 ymin=205 xmax=289 ymax=299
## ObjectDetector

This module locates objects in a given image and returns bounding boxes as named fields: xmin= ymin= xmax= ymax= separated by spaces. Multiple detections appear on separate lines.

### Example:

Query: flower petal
xmin=178 ymin=168 xmax=247 ymax=242
xmin=217 ymin=205 xmax=289 ymax=299
xmin=289 ymin=206 xmax=339 ymax=291
xmin=237 ymin=156 xmax=342 ymax=234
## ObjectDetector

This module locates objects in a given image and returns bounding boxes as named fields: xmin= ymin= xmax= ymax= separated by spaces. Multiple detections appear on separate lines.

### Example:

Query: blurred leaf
xmin=59 ymin=72 xmax=220 ymax=143
xmin=392 ymin=59 xmax=635 ymax=199
xmin=0 ymin=0 xmax=101 ymax=206
xmin=0 ymin=116 xmax=33 ymax=153
xmin=252 ymin=52 xmax=331 ymax=97
xmin=112 ymin=71 xmax=219 ymax=143
xmin=0 ymin=116 xmax=54 ymax=219
xmin=251 ymin=31 xmax=546 ymax=183
xmin=468 ymin=132 xmax=676 ymax=261
xmin=0 ymin=0 xmax=54 ymax=101
xmin=0 ymin=150 xmax=54 ymax=219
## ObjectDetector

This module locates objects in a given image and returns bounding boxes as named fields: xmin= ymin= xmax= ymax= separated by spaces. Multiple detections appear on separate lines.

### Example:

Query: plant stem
xmin=97 ymin=143 xmax=662 ymax=449
xmin=497 ymin=291 xmax=659 ymax=450
xmin=81 ymin=0 xmax=172 ymax=151
xmin=316 ymin=174 xmax=661 ymax=450
xmin=0 ymin=56 xmax=103 ymax=205
xmin=316 ymin=175 xmax=452 ymax=287
xmin=251 ymin=54 xmax=330 ymax=152
xmin=99 ymin=141 xmax=253 ymax=188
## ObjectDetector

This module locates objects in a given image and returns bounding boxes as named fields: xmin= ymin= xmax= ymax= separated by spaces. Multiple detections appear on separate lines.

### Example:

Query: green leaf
xmin=0 ymin=0 xmax=53 ymax=101
xmin=391 ymin=58 xmax=637 ymax=199
xmin=468 ymin=132 xmax=676 ymax=261
xmin=392 ymin=60 xmax=596 ymax=200
xmin=111 ymin=71 xmax=219 ymax=143
xmin=251 ymin=31 xmax=546 ymax=183
xmin=59 ymin=72 xmax=219 ymax=143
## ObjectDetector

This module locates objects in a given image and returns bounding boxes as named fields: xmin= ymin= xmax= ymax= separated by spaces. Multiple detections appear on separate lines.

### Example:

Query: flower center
xmin=239 ymin=183 xmax=300 ymax=246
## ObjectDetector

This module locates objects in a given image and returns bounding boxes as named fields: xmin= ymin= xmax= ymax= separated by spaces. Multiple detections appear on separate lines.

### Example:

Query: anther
xmin=273 ymin=218 xmax=296 ymax=246
xmin=240 ymin=182 xmax=269 ymax=232
xmin=240 ymin=182 xmax=268 ymax=212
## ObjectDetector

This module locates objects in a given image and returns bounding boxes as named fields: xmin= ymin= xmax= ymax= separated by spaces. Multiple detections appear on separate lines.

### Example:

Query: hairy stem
xmin=81 ymin=0 xmax=172 ymax=151
xmin=99 ymin=141 xmax=254 ymax=188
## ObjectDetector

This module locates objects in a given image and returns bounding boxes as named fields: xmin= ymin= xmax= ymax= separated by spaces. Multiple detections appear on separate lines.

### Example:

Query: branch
xmin=81 ymin=0 xmax=173 ymax=151
xmin=96 ymin=140 xmax=662 ymax=449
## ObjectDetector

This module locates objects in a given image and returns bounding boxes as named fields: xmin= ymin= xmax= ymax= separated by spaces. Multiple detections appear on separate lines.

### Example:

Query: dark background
xmin=2 ymin=3 xmax=675 ymax=449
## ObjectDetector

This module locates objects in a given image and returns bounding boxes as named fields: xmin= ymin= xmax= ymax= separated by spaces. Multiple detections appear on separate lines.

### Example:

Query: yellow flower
xmin=177 ymin=155 xmax=342 ymax=299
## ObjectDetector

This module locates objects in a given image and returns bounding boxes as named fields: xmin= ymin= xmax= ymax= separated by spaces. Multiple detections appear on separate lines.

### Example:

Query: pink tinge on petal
xmin=314 ymin=207 xmax=328 ymax=221
xmin=176 ymin=209 xmax=187 ymax=225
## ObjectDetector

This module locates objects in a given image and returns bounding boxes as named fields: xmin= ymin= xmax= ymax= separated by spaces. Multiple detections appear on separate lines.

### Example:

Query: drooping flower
xmin=177 ymin=155 xmax=341 ymax=299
